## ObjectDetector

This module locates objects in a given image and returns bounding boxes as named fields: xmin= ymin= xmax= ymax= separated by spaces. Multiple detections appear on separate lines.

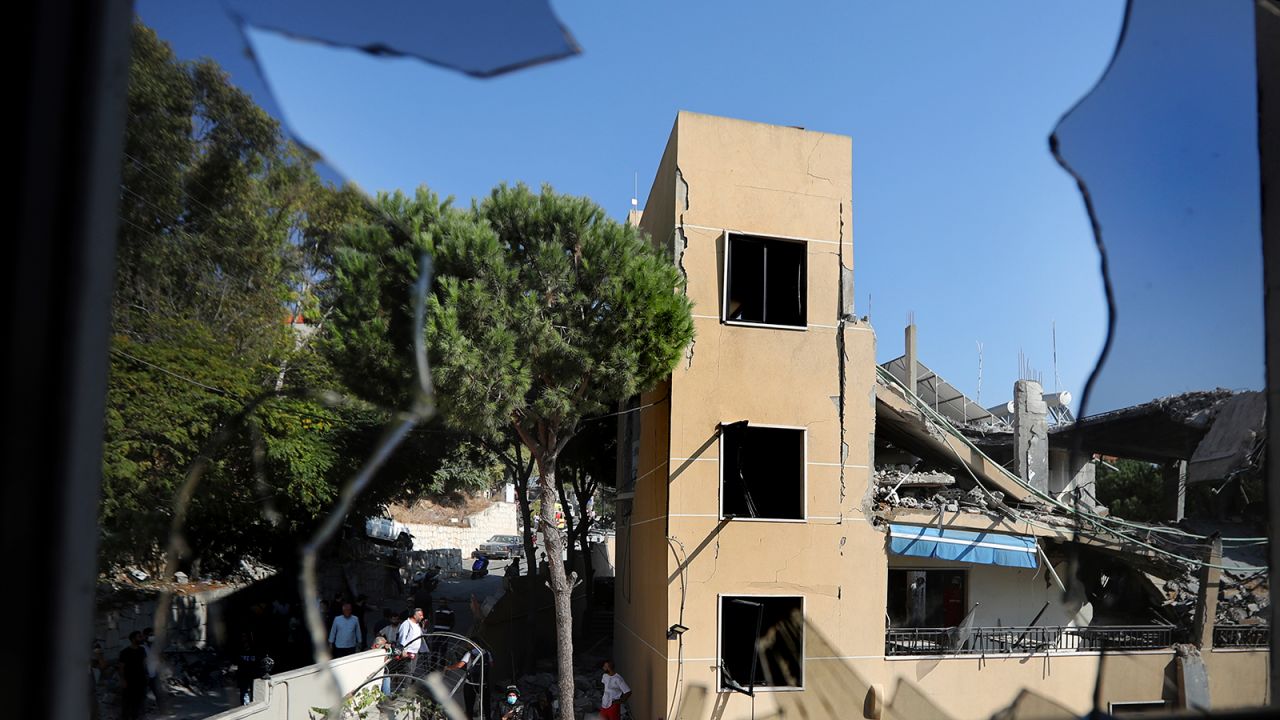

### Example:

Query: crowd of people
xmin=93 ymin=572 xmax=632 ymax=720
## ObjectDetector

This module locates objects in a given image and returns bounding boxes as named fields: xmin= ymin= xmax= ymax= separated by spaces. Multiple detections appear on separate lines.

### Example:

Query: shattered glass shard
xmin=1051 ymin=0 xmax=1263 ymax=417
xmin=222 ymin=0 xmax=581 ymax=78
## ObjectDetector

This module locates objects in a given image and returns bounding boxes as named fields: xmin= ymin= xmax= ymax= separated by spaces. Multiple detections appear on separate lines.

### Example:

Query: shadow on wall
xmin=666 ymin=614 xmax=1253 ymax=720
xmin=474 ymin=574 xmax=588 ymax=683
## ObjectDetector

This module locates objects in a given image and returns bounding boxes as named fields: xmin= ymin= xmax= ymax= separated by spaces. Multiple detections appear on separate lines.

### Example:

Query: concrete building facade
xmin=614 ymin=112 xmax=1268 ymax=720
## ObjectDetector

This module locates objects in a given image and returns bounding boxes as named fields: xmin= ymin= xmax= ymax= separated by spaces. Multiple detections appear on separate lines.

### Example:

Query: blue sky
xmin=137 ymin=1 xmax=1264 ymax=414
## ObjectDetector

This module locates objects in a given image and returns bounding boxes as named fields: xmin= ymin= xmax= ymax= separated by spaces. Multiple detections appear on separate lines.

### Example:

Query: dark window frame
xmin=717 ymin=594 xmax=806 ymax=692
xmin=722 ymin=231 xmax=809 ymax=329
xmin=886 ymin=567 xmax=970 ymax=629
xmin=718 ymin=423 xmax=807 ymax=522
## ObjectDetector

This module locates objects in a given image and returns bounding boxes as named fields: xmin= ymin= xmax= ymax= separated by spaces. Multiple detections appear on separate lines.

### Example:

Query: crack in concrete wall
xmin=675 ymin=166 xmax=695 ymax=369
xmin=836 ymin=201 xmax=849 ymax=505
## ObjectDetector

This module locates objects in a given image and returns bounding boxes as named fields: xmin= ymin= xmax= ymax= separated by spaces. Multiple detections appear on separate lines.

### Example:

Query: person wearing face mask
xmin=500 ymin=684 xmax=527 ymax=719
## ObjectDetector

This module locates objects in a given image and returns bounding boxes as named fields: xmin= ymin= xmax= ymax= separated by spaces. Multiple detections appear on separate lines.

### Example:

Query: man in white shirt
xmin=328 ymin=603 xmax=363 ymax=657
xmin=397 ymin=607 xmax=427 ymax=674
xmin=599 ymin=659 xmax=631 ymax=720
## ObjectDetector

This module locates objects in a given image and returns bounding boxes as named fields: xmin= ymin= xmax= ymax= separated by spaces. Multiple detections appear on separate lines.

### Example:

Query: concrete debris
xmin=509 ymin=650 xmax=614 ymax=715
xmin=231 ymin=556 xmax=277 ymax=584
xmin=1157 ymin=568 xmax=1269 ymax=627
xmin=875 ymin=466 xmax=956 ymax=487
xmin=1214 ymin=570 xmax=1269 ymax=625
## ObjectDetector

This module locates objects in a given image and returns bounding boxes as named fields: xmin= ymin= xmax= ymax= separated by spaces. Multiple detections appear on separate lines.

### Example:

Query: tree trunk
xmin=578 ymin=524 xmax=595 ymax=607
xmin=536 ymin=453 xmax=577 ymax=720
xmin=514 ymin=460 xmax=538 ymax=573
xmin=573 ymin=480 xmax=598 ymax=608
xmin=556 ymin=474 xmax=580 ymax=573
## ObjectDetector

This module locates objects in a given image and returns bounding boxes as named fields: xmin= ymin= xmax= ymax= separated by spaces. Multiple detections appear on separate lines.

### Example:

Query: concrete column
xmin=904 ymin=324 xmax=918 ymax=397
xmin=1162 ymin=460 xmax=1187 ymax=522
xmin=1192 ymin=534 xmax=1223 ymax=649
xmin=1013 ymin=380 xmax=1049 ymax=493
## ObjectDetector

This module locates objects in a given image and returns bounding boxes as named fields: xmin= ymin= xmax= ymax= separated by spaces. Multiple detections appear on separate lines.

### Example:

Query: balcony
xmin=885 ymin=625 xmax=1182 ymax=657
xmin=1213 ymin=624 xmax=1270 ymax=648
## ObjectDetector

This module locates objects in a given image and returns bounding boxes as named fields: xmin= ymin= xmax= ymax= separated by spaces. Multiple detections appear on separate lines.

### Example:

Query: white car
xmin=365 ymin=517 xmax=414 ymax=549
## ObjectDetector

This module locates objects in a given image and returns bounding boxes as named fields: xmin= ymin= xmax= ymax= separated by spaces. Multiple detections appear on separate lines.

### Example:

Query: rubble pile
xmin=1216 ymin=570 xmax=1269 ymax=625
xmin=1158 ymin=576 xmax=1200 ymax=623
xmin=872 ymin=468 xmax=1006 ymax=515
xmin=1154 ymin=388 xmax=1235 ymax=427
xmin=875 ymin=466 xmax=956 ymax=487
xmin=1156 ymin=569 xmax=1270 ymax=626
xmin=510 ymin=649 xmax=613 ymax=716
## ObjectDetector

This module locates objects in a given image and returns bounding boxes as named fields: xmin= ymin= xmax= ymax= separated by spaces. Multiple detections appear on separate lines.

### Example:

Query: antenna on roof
xmin=631 ymin=172 xmax=638 ymax=210
xmin=1052 ymin=321 xmax=1061 ymax=392
xmin=976 ymin=341 xmax=984 ymax=406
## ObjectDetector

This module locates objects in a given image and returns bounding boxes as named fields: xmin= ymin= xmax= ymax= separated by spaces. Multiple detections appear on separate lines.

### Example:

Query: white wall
xmin=890 ymin=555 xmax=1091 ymax=630
xmin=405 ymin=501 xmax=519 ymax=555
xmin=205 ymin=650 xmax=388 ymax=720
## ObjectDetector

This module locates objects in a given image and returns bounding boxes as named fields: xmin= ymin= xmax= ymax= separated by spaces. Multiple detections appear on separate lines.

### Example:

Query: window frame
xmin=716 ymin=593 xmax=806 ymax=693
xmin=718 ymin=422 xmax=808 ymax=523
xmin=886 ymin=565 xmax=970 ymax=629
xmin=720 ymin=230 xmax=811 ymax=331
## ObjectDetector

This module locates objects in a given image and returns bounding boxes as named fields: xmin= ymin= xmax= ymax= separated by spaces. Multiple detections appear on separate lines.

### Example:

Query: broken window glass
xmin=222 ymin=0 xmax=580 ymax=79
xmin=723 ymin=233 xmax=808 ymax=327
xmin=1051 ymin=0 xmax=1263 ymax=417
xmin=91 ymin=2 xmax=582 ymax=718
xmin=721 ymin=424 xmax=805 ymax=520
xmin=719 ymin=595 xmax=804 ymax=690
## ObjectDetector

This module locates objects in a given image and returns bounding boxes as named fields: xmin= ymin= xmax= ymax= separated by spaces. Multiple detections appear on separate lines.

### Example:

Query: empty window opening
xmin=887 ymin=568 xmax=968 ymax=628
xmin=1109 ymin=701 xmax=1169 ymax=714
xmin=723 ymin=233 xmax=807 ymax=327
xmin=721 ymin=424 xmax=805 ymax=520
xmin=719 ymin=595 xmax=804 ymax=691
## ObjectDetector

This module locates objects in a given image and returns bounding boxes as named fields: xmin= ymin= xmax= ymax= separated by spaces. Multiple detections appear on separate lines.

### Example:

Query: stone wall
xmin=96 ymin=584 xmax=240 ymax=657
xmin=404 ymin=501 xmax=519 ymax=555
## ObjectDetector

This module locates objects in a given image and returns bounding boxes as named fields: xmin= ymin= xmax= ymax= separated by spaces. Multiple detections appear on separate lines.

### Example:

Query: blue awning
xmin=888 ymin=524 xmax=1038 ymax=568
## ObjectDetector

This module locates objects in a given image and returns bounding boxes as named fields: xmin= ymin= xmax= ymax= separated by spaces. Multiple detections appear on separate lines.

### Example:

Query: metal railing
xmin=1213 ymin=625 xmax=1270 ymax=648
xmin=885 ymin=625 xmax=1179 ymax=656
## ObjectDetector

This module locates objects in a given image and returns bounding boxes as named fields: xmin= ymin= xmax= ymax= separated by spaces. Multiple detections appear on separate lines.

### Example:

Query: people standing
xmin=328 ymin=603 xmax=363 ymax=658
xmin=449 ymin=646 xmax=489 ymax=719
xmin=141 ymin=627 xmax=165 ymax=713
xmin=233 ymin=633 xmax=261 ymax=706
xmin=377 ymin=610 xmax=401 ymax=643
xmin=396 ymin=608 xmax=427 ymax=675
xmin=118 ymin=631 xmax=148 ymax=720
xmin=432 ymin=599 xmax=456 ymax=634
xmin=599 ymin=659 xmax=632 ymax=720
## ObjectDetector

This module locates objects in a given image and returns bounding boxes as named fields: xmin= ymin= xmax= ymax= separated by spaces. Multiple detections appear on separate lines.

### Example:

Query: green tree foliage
xmin=101 ymin=23 xmax=490 ymax=573
xmin=326 ymin=183 xmax=694 ymax=719
xmin=104 ymin=23 xmax=334 ymax=570
xmin=1095 ymin=459 xmax=1163 ymax=522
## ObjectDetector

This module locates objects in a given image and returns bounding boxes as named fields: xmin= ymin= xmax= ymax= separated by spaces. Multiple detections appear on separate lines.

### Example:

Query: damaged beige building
xmin=613 ymin=111 xmax=1269 ymax=720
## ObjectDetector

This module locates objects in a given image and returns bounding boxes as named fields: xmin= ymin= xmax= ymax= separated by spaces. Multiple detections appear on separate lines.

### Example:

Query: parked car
xmin=365 ymin=516 xmax=414 ymax=549
xmin=474 ymin=534 xmax=522 ymax=559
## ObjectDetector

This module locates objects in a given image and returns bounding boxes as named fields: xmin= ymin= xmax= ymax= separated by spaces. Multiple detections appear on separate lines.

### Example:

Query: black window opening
xmin=887 ymin=569 xmax=968 ymax=628
xmin=723 ymin=233 xmax=807 ymax=327
xmin=721 ymin=424 xmax=805 ymax=520
xmin=719 ymin=596 xmax=804 ymax=691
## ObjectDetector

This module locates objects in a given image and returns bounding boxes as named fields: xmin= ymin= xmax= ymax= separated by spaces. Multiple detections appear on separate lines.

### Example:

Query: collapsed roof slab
xmin=875 ymin=381 xmax=1032 ymax=503
xmin=1046 ymin=390 xmax=1232 ymax=463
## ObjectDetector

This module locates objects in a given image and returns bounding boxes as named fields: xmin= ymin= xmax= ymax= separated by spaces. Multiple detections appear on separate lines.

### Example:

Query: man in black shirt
xmin=118 ymin=631 xmax=147 ymax=720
